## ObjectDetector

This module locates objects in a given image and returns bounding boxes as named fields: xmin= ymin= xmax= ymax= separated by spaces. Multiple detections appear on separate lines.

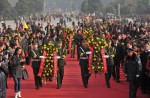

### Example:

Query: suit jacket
xmin=146 ymin=58 xmax=150 ymax=77
xmin=140 ymin=51 xmax=150 ymax=72
xmin=113 ymin=43 xmax=123 ymax=62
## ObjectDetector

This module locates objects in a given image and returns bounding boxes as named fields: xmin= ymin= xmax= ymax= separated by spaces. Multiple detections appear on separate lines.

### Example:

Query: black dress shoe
xmin=49 ymin=77 xmax=53 ymax=81
xmin=116 ymin=80 xmax=120 ymax=83
xmin=86 ymin=73 xmax=91 ymax=79
xmin=142 ymin=91 xmax=146 ymax=94
xmin=125 ymin=79 xmax=129 ymax=82
xmin=107 ymin=85 xmax=110 ymax=88
xmin=84 ymin=85 xmax=88 ymax=88
xmin=57 ymin=87 xmax=60 ymax=89
xmin=106 ymin=82 xmax=110 ymax=88
xmin=134 ymin=94 xmax=136 ymax=97
xmin=36 ymin=87 xmax=40 ymax=90
xmin=40 ymin=84 xmax=43 ymax=87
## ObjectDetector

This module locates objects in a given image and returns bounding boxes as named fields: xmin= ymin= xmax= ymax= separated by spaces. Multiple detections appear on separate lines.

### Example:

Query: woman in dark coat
xmin=124 ymin=48 xmax=142 ymax=98
xmin=0 ymin=43 xmax=8 ymax=98
xmin=11 ymin=47 xmax=25 ymax=98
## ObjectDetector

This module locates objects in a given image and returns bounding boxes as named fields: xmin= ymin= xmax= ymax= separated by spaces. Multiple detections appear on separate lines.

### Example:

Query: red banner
xmin=53 ymin=52 xmax=57 ymax=78
xmin=101 ymin=49 xmax=108 ymax=73
xmin=38 ymin=51 xmax=46 ymax=76
xmin=75 ymin=45 xmax=77 ymax=55
xmin=64 ymin=32 xmax=67 ymax=39
xmin=88 ymin=47 xmax=93 ymax=74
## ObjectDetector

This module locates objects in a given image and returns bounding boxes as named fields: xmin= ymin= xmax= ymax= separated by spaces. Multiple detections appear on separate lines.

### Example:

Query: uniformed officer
xmin=112 ymin=37 xmax=123 ymax=83
xmin=79 ymin=40 xmax=91 ymax=88
xmin=29 ymin=42 xmax=42 ymax=90
xmin=105 ymin=40 xmax=116 ymax=88
xmin=56 ymin=41 xmax=66 ymax=89
xmin=124 ymin=48 xmax=142 ymax=98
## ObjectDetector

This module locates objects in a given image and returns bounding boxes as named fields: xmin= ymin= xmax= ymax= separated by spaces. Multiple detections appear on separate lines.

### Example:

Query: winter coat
xmin=124 ymin=53 xmax=142 ymax=81
xmin=11 ymin=56 xmax=22 ymax=78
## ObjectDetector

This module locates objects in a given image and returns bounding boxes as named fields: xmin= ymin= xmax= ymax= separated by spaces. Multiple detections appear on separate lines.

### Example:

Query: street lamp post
xmin=43 ymin=0 xmax=46 ymax=13
xmin=71 ymin=0 xmax=73 ymax=12
xmin=118 ymin=4 xmax=120 ymax=17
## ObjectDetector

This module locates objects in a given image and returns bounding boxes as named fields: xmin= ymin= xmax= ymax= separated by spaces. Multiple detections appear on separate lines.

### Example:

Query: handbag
xmin=22 ymin=68 xmax=29 ymax=80
xmin=1 ymin=64 xmax=9 ymax=76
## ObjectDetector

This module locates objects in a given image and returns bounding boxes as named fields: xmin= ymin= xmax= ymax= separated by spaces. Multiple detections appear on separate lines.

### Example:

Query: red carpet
xmin=7 ymin=55 xmax=149 ymax=98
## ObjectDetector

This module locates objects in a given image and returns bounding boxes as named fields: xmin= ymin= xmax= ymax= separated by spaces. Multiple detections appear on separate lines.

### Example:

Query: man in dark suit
xmin=74 ymin=30 xmax=83 ymax=60
xmin=140 ymin=43 xmax=150 ymax=93
xmin=112 ymin=37 xmax=123 ymax=83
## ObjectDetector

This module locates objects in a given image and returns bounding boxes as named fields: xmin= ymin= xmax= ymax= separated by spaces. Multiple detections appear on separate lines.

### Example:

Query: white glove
xmin=125 ymin=74 xmax=127 ymax=77
xmin=55 ymin=56 xmax=61 ymax=59
xmin=104 ymin=55 xmax=109 ymax=58
xmin=136 ymin=75 xmax=140 ymax=78
xmin=86 ymin=51 xmax=92 ymax=54
xmin=39 ymin=56 xmax=45 ymax=59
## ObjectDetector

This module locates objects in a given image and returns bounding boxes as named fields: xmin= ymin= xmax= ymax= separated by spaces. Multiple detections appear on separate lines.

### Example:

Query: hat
xmin=57 ymin=40 xmax=62 ymax=44
xmin=127 ymin=48 xmax=134 ymax=53
xmin=113 ymin=37 xmax=118 ymax=40
xmin=32 ymin=42 xmax=38 ymax=45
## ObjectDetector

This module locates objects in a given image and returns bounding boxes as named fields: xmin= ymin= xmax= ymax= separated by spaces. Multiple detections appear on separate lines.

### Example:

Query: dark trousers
xmin=57 ymin=66 xmax=64 ymax=88
xmin=32 ymin=67 xmax=42 ymax=88
xmin=129 ymin=79 xmax=138 ymax=98
xmin=79 ymin=59 xmax=89 ymax=87
xmin=13 ymin=77 xmax=21 ymax=93
xmin=113 ymin=59 xmax=121 ymax=81
xmin=105 ymin=66 xmax=113 ymax=87
xmin=0 ymin=72 xmax=6 ymax=98
xmin=77 ymin=45 xmax=81 ymax=60
xmin=140 ymin=72 xmax=148 ymax=93
xmin=147 ymin=77 xmax=150 ymax=93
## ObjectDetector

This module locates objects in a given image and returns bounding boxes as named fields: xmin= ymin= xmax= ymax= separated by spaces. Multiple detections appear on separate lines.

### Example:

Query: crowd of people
xmin=0 ymin=14 xmax=149 ymax=98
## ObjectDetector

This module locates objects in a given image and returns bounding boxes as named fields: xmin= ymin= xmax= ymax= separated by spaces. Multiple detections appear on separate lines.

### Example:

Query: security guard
xmin=124 ymin=48 xmax=142 ymax=98
xmin=29 ymin=42 xmax=42 ymax=90
xmin=56 ymin=41 xmax=66 ymax=89
xmin=105 ymin=39 xmax=116 ymax=88
xmin=79 ymin=40 xmax=91 ymax=88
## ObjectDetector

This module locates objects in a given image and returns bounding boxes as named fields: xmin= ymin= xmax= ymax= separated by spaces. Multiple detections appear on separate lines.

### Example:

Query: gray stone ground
xmin=0 ymin=18 xmax=74 ymax=31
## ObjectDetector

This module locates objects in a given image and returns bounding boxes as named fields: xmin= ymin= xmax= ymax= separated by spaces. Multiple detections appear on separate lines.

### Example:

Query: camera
xmin=3 ymin=50 xmax=10 ymax=55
